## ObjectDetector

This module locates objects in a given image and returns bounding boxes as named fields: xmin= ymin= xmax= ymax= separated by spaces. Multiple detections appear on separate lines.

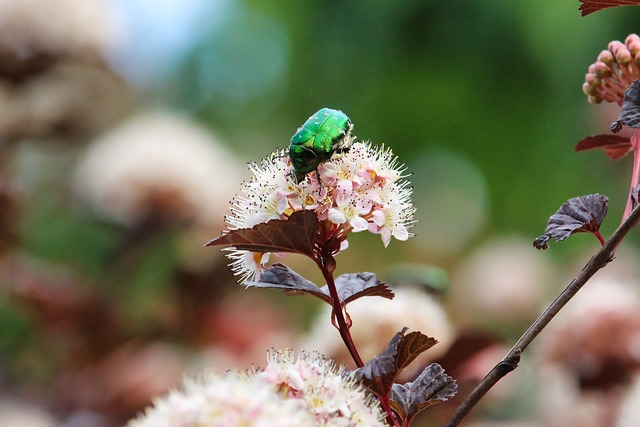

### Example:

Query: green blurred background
xmin=175 ymin=0 xmax=640 ymax=256
xmin=3 ymin=1 xmax=640 ymax=426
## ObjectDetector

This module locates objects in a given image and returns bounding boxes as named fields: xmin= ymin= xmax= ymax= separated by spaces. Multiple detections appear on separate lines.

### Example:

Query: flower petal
xmin=349 ymin=216 xmax=369 ymax=232
xmin=328 ymin=208 xmax=347 ymax=224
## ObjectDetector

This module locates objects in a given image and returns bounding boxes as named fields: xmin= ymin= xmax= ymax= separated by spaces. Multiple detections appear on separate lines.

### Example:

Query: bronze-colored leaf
xmin=579 ymin=0 xmax=640 ymax=16
xmin=533 ymin=194 xmax=608 ymax=250
xmin=575 ymin=134 xmax=632 ymax=160
xmin=246 ymin=264 xmax=394 ymax=305
xmin=389 ymin=364 xmax=457 ymax=423
xmin=354 ymin=328 xmax=438 ymax=398
xmin=205 ymin=210 xmax=318 ymax=258
xmin=335 ymin=272 xmax=395 ymax=305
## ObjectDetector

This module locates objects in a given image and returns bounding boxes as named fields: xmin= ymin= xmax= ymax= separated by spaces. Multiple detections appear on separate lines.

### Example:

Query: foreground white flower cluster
xmin=128 ymin=350 xmax=386 ymax=427
xmin=225 ymin=141 xmax=415 ymax=283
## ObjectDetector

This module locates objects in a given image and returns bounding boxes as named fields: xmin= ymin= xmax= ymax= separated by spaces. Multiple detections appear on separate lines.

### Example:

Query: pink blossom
xmin=223 ymin=142 xmax=414 ymax=283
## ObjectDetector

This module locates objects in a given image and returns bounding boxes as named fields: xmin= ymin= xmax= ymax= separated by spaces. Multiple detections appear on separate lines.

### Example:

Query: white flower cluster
xmin=259 ymin=350 xmax=386 ymax=426
xmin=74 ymin=112 xmax=242 ymax=227
xmin=128 ymin=350 xmax=387 ymax=427
xmin=128 ymin=371 xmax=311 ymax=427
xmin=225 ymin=141 xmax=415 ymax=283
xmin=0 ymin=0 xmax=117 ymax=61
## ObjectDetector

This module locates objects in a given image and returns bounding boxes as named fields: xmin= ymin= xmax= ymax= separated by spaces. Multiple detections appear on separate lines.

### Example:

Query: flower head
xmin=259 ymin=349 xmax=386 ymax=426
xmin=128 ymin=349 xmax=386 ymax=427
xmin=225 ymin=141 xmax=415 ymax=283
xmin=128 ymin=371 xmax=314 ymax=427
xmin=0 ymin=0 xmax=117 ymax=66
xmin=74 ymin=112 xmax=242 ymax=227
xmin=536 ymin=277 xmax=640 ymax=390
xmin=583 ymin=34 xmax=640 ymax=104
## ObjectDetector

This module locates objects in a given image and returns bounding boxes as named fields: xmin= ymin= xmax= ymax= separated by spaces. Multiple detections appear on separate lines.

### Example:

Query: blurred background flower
xmin=0 ymin=0 xmax=128 ymax=142
xmin=617 ymin=373 xmax=640 ymax=427
xmin=304 ymin=286 xmax=454 ymax=375
xmin=2 ymin=1 xmax=640 ymax=426
xmin=451 ymin=237 xmax=555 ymax=332
xmin=529 ymin=274 xmax=640 ymax=426
xmin=73 ymin=111 xmax=241 ymax=228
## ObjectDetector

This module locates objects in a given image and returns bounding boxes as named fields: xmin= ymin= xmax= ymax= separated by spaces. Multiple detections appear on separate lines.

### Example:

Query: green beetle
xmin=289 ymin=108 xmax=353 ymax=182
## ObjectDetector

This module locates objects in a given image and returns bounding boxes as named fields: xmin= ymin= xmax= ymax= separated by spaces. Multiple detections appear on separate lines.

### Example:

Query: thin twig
xmin=315 ymin=257 xmax=365 ymax=369
xmin=443 ymin=202 xmax=640 ymax=427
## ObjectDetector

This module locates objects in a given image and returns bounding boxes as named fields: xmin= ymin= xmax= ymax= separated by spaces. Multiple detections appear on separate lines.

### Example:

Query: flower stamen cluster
xmin=224 ymin=141 xmax=415 ymax=283
xmin=259 ymin=349 xmax=386 ymax=426
xmin=583 ymin=34 xmax=640 ymax=104
xmin=128 ymin=349 xmax=386 ymax=427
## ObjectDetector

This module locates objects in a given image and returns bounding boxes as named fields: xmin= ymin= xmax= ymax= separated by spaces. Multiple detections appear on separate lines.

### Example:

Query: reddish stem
xmin=622 ymin=129 xmax=640 ymax=222
xmin=378 ymin=393 xmax=401 ymax=427
xmin=315 ymin=254 xmax=401 ymax=427
xmin=315 ymin=255 xmax=364 ymax=368
xmin=594 ymin=230 xmax=606 ymax=246
xmin=312 ymin=226 xmax=400 ymax=426
xmin=444 ymin=203 xmax=640 ymax=427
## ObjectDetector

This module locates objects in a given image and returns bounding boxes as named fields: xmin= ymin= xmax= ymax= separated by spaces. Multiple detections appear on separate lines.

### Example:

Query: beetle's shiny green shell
xmin=289 ymin=108 xmax=352 ymax=181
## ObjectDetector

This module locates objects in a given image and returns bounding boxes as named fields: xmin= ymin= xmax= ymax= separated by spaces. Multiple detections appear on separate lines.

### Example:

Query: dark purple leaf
xmin=335 ymin=272 xmax=395 ymax=304
xmin=246 ymin=264 xmax=394 ymax=306
xmin=205 ymin=210 xmax=318 ymax=258
xmin=611 ymin=80 xmax=640 ymax=132
xmin=247 ymin=263 xmax=322 ymax=296
xmin=389 ymin=364 xmax=457 ymax=423
xmin=579 ymin=0 xmax=640 ymax=16
xmin=575 ymin=134 xmax=632 ymax=160
xmin=533 ymin=194 xmax=608 ymax=250
xmin=354 ymin=328 xmax=438 ymax=398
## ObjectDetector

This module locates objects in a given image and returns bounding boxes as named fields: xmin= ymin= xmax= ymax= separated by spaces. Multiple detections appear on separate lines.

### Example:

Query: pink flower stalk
xmin=224 ymin=141 xmax=415 ymax=284
xmin=626 ymin=130 xmax=640 ymax=221
xmin=583 ymin=34 xmax=640 ymax=222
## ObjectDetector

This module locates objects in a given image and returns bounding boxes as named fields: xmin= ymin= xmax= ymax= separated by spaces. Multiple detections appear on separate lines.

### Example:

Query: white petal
xmin=392 ymin=225 xmax=409 ymax=241
xmin=335 ymin=180 xmax=353 ymax=206
xmin=328 ymin=208 xmax=347 ymax=224
xmin=349 ymin=216 xmax=369 ymax=232
xmin=371 ymin=210 xmax=385 ymax=226
xmin=285 ymin=366 xmax=305 ymax=391
xmin=380 ymin=228 xmax=392 ymax=247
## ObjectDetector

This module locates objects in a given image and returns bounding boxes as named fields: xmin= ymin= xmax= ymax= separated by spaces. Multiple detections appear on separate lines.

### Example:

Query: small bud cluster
xmin=583 ymin=34 xmax=640 ymax=104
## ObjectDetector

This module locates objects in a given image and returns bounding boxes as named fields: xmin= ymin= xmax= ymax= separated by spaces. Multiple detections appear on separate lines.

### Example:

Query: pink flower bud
xmin=584 ymin=35 xmax=640 ymax=105
xmin=597 ymin=49 xmax=615 ymax=65
xmin=593 ymin=61 xmax=611 ymax=77
xmin=628 ymin=41 xmax=640 ymax=56
xmin=608 ymin=40 xmax=626 ymax=55
xmin=585 ymin=73 xmax=600 ymax=87
xmin=616 ymin=47 xmax=632 ymax=65
xmin=588 ymin=95 xmax=602 ymax=104
xmin=625 ymin=33 xmax=640 ymax=48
